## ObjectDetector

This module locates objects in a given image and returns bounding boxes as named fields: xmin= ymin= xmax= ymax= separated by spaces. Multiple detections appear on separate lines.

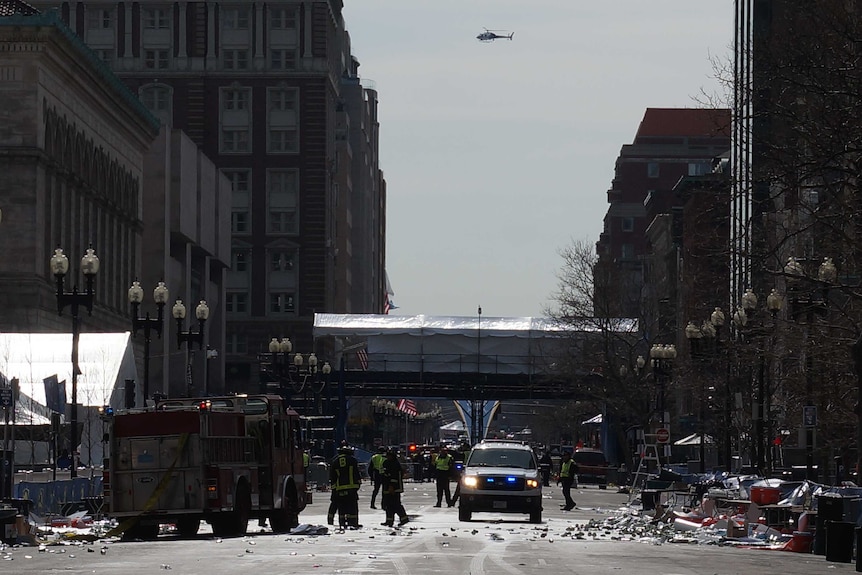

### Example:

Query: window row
xmin=102 ymin=49 xmax=299 ymax=71
xmin=88 ymin=6 xmax=297 ymax=32
xmin=226 ymin=292 xmax=296 ymax=314
xmin=230 ymin=249 xmax=296 ymax=273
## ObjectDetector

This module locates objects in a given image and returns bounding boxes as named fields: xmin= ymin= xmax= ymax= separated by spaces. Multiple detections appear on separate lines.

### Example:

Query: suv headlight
xmin=525 ymin=478 xmax=539 ymax=489
xmin=463 ymin=475 xmax=479 ymax=488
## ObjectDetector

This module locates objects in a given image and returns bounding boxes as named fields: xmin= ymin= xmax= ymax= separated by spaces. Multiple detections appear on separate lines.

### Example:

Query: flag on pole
xmin=397 ymin=398 xmax=418 ymax=417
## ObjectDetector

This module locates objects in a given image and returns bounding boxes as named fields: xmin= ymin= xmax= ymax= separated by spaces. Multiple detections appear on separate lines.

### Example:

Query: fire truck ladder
xmin=627 ymin=433 xmax=662 ymax=505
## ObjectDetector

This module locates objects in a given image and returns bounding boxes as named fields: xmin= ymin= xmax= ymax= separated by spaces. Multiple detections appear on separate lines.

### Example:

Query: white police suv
xmin=457 ymin=440 xmax=542 ymax=523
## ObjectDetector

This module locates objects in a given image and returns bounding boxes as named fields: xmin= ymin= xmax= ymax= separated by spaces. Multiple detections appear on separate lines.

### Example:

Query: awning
xmin=674 ymin=433 xmax=714 ymax=446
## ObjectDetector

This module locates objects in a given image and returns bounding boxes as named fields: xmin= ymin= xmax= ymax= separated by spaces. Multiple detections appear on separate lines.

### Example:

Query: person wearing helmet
xmin=380 ymin=448 xmax=409 ymax=527
xmin=329 ymin=443 xmax=362 ymax=529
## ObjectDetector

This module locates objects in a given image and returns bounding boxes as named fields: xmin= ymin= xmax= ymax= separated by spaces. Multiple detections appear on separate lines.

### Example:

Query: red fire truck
xmin=103 ymin=394 xmax=307 ymax=539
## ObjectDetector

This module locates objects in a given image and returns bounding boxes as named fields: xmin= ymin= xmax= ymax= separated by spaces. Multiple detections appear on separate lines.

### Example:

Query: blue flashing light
xmin=105 ymin=406 xmax=114 ymax=416
xmin=507 ymin=476 xmax=516 ymax=483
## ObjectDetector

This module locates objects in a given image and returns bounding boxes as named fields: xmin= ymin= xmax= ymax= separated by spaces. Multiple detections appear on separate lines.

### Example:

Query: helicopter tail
xmin=508 ymin=32 xmax=514 ymax=40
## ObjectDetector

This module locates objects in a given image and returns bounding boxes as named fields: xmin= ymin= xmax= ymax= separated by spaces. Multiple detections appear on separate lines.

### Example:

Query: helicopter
xmin=477 ymin=28 xmax=514 ymax=42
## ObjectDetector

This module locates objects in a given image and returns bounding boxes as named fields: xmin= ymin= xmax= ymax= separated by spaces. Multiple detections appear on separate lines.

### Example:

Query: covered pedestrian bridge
xmin=312 ymin=314 xmax=635 ymax=401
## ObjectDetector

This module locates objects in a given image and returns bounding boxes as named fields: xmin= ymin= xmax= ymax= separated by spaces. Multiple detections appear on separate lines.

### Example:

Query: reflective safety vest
xmin=435 ymin=453 xmax=453 ymax=471
xmin=303 ymin=452 xmax=310 ymax=468
xmin=561 ymin=459 xmax=576 ymax=479
xmin=332 ymin=455 xmax=360 ymax=490
xmin=371 ymin=452 xmax=385 ymax=472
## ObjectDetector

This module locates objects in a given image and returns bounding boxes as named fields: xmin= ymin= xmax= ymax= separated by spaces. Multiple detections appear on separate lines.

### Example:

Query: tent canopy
xmin=0 ymin=332 xmax=138 ymax=424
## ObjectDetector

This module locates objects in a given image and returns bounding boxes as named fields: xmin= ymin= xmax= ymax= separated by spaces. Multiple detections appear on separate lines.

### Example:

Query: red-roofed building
xmin=595 ymin=108 xmax=731 ymax=319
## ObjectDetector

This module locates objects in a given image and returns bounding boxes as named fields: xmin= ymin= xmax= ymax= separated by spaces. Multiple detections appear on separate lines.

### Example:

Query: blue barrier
xmin=12 ymin=477 xmax=102 ymax=518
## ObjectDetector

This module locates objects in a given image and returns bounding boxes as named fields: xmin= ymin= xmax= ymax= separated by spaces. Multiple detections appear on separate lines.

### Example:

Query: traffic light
xmin=124 ymin=379 xmax=135 ymax=409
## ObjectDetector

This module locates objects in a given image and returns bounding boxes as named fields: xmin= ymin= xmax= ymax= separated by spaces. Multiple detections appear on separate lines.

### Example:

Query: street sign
xmin=0 ymin=388 xmax=11 ymax=408
xmin=656 ymin=428 xmax=670 ymax=444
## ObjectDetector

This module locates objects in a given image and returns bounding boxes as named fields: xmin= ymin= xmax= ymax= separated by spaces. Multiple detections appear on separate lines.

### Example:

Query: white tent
xmin=0 ymin=332 xmax=138 ymax=467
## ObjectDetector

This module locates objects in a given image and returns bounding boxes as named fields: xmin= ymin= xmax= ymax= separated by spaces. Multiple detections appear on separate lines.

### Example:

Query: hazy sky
xmin=342 ymin=1 xmax=733 ymax=318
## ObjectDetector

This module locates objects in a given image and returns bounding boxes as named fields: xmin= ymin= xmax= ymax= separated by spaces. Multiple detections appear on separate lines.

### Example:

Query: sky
xmin=342 ymin=1 xmax=734 ymax=319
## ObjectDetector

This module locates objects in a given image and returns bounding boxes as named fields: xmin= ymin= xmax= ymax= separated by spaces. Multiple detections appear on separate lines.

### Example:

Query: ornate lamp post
xmin=128 ymin=280 xmax=169 ymax=404
xmin=172 ymin=299 xmax=209 ymax=396
xmin=51 ymin=246 xmax=100 ymax=478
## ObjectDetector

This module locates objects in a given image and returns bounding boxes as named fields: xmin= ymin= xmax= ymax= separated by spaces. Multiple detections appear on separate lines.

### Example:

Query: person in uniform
xmin=559 ymin=451 xmax=578 ymax=511
xmin=329 ymin=443 xmax=362 ymax=528
xmin=450 ymin=442 xmax=471 ymax=506
xmin=369 ymin=446 xmax=386 ymax=509
xmin=380 ymin=449 xmax=410 ymax=527
xmin=434 ymin=446 xmax=454 ymax=507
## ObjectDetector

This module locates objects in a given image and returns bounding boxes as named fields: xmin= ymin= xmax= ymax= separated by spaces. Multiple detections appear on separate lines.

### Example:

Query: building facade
xmin=594 ymin=108 xmax=731 ymax=322
xmin=26 ymin=1 xmax=388 ymax=392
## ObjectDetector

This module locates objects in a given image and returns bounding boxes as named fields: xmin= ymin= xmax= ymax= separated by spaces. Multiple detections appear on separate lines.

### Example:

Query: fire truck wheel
xmin=212 ymin=482 xmax=252 ymax=537
xmin=176 ymin=516 xmax=200 ymax=537
xmin=269 ymin=485 xmax=300 ymax=533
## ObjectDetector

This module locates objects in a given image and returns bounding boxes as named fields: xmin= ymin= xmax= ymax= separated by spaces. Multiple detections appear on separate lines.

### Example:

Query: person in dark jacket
xmin=539 ymin=451 xmax=553 ymax=487
xmin=380 ymin=449 xmax=409 ymax=527
xmin=329 ymin=444 xmax=362 ymax=528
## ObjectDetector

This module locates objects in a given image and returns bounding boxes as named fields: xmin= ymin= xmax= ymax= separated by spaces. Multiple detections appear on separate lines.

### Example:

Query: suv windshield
xmin=468 ymin=448 xmax=536 ymax=469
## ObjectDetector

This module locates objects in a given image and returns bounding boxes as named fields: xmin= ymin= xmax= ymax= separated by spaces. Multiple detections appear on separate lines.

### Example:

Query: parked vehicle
xmin=103 ymin=394 xmax=307 ymax=540
xmin=573 ymin=448 xmax=609 ymax=489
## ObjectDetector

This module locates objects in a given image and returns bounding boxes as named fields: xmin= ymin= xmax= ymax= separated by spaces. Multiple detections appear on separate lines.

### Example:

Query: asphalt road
xmin=1 ymin=480 xmax=857 ymax=574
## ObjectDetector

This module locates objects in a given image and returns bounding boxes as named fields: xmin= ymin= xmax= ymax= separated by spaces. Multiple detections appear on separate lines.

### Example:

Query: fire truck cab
xmin=104 ymin=394 xmax=307 ymax=539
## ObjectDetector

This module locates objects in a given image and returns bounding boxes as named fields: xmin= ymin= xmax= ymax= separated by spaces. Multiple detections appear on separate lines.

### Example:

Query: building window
xmin=269 ymin=88 xmax=298 ymax=112
xmin=222 ymin=7 xmax=250 ymax=29
xmin=268 ymin=128 xmax=298 ymax=154
xmin=270 ymin=7 xmax=297 ymax=29
xmin=226 ymin=334 xmax=248 ymax=354
xmin=621 ymin=243 xmax=635 ymax=260
xmin=144 ymin=50 xmax=169 ymax=69
xmin=226 ymin=292 xmax=249 ymax=314
xmin=222 ymin=128 xmax=250 ymax=153
xmin=271 ymin=251 xmax=295 ymax=271
xmin=88 ymin=9 xmax=113 ymax=29
xmin=232 ymin=212 xmax=249 ymax=234
xmin=224 ymin=88 xmax=250 ymax=111
xmin=270 ymin=292 xmax=296 ymax=313
xmin=647 ymin=162 xmax=660 ymax=178
xmin=621 ymin=217 xmax=634 ymax=232
xmin=231 ymin=249 xmax=250 ymax=272
xmin=688 ymin=162 xmax=711 ymax=176
xmin=224 ymin=170 xmax=251 ymax=232
xmin=223 ymin=49 xmax=249 ymax=70
xmin=269 ymin=49 xmax=296 ymax=70
xmin=143 ymin=8 xmax=170 ymax=29
xmin=267 ymin=170 xmax=298 ymax=234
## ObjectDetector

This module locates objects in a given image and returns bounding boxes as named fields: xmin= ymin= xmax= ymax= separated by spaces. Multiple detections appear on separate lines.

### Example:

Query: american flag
xmin=397 ymin=398 xmax=418 ymax=417
xmin=356 ymin=348 xmax=368 ymax=370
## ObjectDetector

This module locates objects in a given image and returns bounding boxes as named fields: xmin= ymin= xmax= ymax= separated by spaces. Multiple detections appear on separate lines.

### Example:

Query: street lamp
xmin=128 ymin=280 xmax=169 ymax=404
xmin=685 ymin=322 xmax=707 ymax=473
xmin=649 ymin=344 xmax=677 ymax=427
xmin=51 ymin=246 xmax=99 ymax=478
xmin=172 ymin=299 xmax=209 ymax=396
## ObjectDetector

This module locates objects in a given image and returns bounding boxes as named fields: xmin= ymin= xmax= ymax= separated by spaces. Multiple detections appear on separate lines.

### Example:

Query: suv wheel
xmin=529 ymin=509 xmax=542 ymax=524
xmin=458 ymin=505 xmax=472 ymax=522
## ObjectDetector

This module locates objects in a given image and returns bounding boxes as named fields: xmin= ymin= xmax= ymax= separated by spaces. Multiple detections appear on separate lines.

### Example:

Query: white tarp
xmin=0 ymin=332 xmax=138 ymax=468
xmin=314 ymin=314 xmax=638 ymax=375
xmin=0 ymin=332 xmax=139 ymax=422
xmin=674 ymin=433 xmax=715 ymax=446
